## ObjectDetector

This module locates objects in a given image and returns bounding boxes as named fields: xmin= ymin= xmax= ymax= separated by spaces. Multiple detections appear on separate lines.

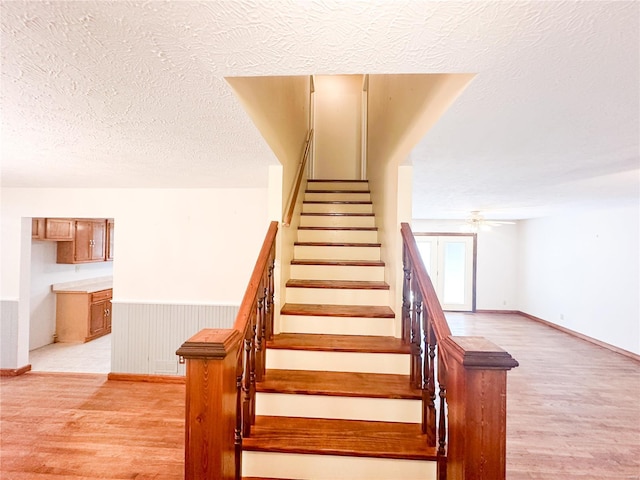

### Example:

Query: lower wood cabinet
xmin=55 ymin=289 xmax=113 ymax=343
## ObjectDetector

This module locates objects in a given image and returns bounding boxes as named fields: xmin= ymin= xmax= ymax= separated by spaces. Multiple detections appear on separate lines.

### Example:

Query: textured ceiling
xmin=1 ymin=1 xmax=638 ymax=219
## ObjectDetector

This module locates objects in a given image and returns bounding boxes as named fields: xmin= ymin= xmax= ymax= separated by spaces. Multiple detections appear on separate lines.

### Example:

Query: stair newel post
xmin=401 ymin=244 xmax=412 ymax=346
xmin=176 ymin=328 xmax=242 ymax=480
xmin=441 ymin=336 xmax=518 ymax=480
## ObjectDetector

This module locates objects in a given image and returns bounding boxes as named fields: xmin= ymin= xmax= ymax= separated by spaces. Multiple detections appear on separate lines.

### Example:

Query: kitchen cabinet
xmin=57 ymin=219 xmax=109 ymax=264
xmin=32 ymin=218 xmax=74 ymax=241
xmin=54 ymin=288 xmax=113 ymax=343
xmin=106 ymin=219 xmax=114 ymax=261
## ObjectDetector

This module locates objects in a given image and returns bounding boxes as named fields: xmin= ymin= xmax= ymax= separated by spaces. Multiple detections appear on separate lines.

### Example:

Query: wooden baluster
xmin=241 ymin=335 xmax=250 ymax=437
xmin=255 ymin=277 xmax=265 ymax=383
xmin=266 ymin=255 xmax=274 ymax=341
xmin=410 ymin=279 xmax=423 ymax=390
xmin=423 ymin=315 xmax=437 ymax=447
xmin=249 ymin=313 xmax=257 ymax=426
xmin=437 ymin=366 xmax=447 ymax=457
xmin=235 ymin=360 xmax=243 ymax=479
xmin=401 ymin=246 xmax=412 ymax=345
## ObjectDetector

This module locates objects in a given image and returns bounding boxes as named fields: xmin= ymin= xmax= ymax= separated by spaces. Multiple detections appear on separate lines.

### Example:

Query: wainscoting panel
xmin=0 ymin=300 xmax=19 ymax=368
xmin=111 ymin=302 xmax=239 ymax=376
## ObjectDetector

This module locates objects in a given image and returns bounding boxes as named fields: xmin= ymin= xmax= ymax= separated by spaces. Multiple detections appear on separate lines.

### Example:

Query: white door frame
xmin=413 ymin=233 xmax=477 ymax=312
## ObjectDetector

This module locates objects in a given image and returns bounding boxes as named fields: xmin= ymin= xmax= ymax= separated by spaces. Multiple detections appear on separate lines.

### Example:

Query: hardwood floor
xmin=1 ymin=312 xmax=638 ymax=479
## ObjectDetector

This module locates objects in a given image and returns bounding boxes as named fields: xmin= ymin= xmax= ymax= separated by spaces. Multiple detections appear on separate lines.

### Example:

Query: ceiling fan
xmin=463 ymin=211 xmax=515 ymax=232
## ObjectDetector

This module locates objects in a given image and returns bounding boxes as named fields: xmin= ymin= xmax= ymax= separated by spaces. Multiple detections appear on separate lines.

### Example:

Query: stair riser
xmin=307 ymin=181 xmax=369 ymax=191
xmin=305 ymin=192 xmax=371 ymax=202
xmin=255 ymin=393 xmax=421 ymax=423
xmin=290 ymin=264 xmax=385 ymax=281
xmin=285 ymin=287 xmax=389 ymax=306
xmin=300 ymin=215 xmax=376 ymax=228
xmin=303 ymin=203 xmax=373 ymax=214
xmin=297 ymin=229 xmax=378 ymax=243
xmin=279 ymin=314 xmax=394 ymax=336
xmin=242 ymin=451 xmax=437 ymax=480
xmin=294 ymin=245 xmax=380 ymax=261
xmin=266 ymin=350 xmax=410 ymax=375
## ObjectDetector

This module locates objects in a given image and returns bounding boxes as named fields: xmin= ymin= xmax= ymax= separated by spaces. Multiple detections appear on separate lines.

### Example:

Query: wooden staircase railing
xmin=176 ymin=221 xmax=278 ymax=480
xmin=401 ymin=222 xmax=519 ymax=480
xmin=283 ymin=129 xmax=313 ymax=227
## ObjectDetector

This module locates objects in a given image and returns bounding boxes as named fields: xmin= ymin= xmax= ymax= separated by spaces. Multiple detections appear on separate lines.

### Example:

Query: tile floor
xmin=29 ymin=334 xmax=111 ymax=374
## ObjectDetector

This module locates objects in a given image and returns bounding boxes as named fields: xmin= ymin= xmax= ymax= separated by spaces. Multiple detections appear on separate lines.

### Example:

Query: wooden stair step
xmin=305 ymin=189 xmax=371 ymax=194
xmin=286 ymin=279 xmax=389 ymax=290
xmin=258 ymin=369 xmax=419 ymax=399
xmin=307 ymin=179 xmax=368 ymax=183
xmin=281 ymin=303 xmax=394 ymax=318
xmin=294 ymin=242 xmax=381 ymax=247
xmin=300 ymin=212 xmax=374 ymax=217
xmin=267 ymin=333 xmax=409 ymax=354
xmin=290 ymin=259 xmax=385 ymax=267
xmin=242 ymin=416 xmax=437 ymax=461
xmin=303 ymin=201 xmax=373 ymax=205
xmin=297 ymin=226 xmax=377 ymax=231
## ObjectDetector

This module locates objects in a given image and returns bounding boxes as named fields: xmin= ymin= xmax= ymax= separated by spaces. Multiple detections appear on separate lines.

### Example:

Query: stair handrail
xmin=400 ymin=222 xmax=518 ymax=480
xmin=177 ymin=221 xmax=278 ymax=479
xmin=282 ymin=129 xmax=313 ymax=227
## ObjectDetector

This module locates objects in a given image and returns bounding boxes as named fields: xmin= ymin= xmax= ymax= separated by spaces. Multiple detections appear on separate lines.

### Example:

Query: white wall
xmin=411 ymin=220 xmax=519 ymax=311
xmin=518 ymin=204 xmax=640 ymax=355
xmin=1 ymin=187 xmax=269 ymax=369
xmin=30 ymin=240 xmax=113 ymax=350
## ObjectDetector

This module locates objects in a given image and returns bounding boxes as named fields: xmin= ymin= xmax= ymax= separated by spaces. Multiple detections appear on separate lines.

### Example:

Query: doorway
xmin=414 ymin=233 xmax=476 ymax=312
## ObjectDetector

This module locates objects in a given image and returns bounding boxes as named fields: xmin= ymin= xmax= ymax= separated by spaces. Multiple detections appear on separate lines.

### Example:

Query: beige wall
xmin=313 ymin=75 xmax=363 ymax=179
xmin=227 ymin=75 xmax=311 ymax=217
xmin=366 ymin=74 xmax=475 ymax=328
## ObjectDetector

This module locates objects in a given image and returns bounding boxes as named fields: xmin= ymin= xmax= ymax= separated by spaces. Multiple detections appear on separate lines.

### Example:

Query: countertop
xmin=51 ymin=276 xmax=113 ymax=294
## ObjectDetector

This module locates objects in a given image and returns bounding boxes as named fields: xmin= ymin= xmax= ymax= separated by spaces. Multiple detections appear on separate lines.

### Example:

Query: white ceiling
xmin=1 ymin=1 xmax=638 ymax=220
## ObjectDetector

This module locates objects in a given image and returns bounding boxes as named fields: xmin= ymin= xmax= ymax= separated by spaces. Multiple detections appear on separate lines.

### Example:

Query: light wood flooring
xmin=1 ymin=312 xmax=639 ymax=479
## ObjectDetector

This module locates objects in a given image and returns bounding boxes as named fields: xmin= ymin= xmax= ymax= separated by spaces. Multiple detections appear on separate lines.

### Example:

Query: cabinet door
xmin=90 ymin=220 xmax=106 ymax=261
xmin=106 ymin=219 xmax=114 ymax=261
xmin=45 ymin=218 xmax=74 ymax=240
xmin=90 ymin=300 xmax=107 ymax=336
xmin=32 ymin=218 xmax=45 ymax=239
xmin=74 ymin=221 xmax=93 ymax=262
xmin=105 ymin=299 xmax=112 ymax=331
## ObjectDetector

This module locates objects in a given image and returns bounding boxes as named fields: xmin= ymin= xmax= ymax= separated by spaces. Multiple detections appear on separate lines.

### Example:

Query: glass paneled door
xmin=415 ymin=234 xmax=476 ymax=312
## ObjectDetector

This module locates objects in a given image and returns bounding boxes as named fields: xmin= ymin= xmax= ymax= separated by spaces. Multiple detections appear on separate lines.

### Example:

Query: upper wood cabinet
xmin=56 ymin=219 xmax=114 ymax=264
xmin=32 ymin=218 xmax=74 ymax=241
xmin=106 ymin=219 xmax=114 ymax=261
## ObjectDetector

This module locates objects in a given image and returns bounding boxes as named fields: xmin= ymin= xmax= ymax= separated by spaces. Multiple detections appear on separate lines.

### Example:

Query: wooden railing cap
xmin=443 ymin=335 xmax=519 ymax=370
xmin=176 ymin=328 xmax=242 ymax=360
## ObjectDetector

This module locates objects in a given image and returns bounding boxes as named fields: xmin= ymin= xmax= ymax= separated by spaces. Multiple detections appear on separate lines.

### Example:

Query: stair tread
xmin=308 ymin=179 xmax=368 ymax=183
xmin=286 ymin=279 xmax=389 ymax=290
xmin=291 ymin=259 xmax=385 ymax=267
xmin=267 ymin=333 xmax=409 ymax=353
xmin=257 ymin=369 xmax=420 ymax=399
xmin=281 ymin=303 xmax=394 ymax=318
xmin=303 ymin=200 xmax=372 ymax=204
xmin=305 ymin=189 xmax=371 ymax=194
xmin=294 ymin=241 xmax=381 ymax=247
xmin=297 ymin=226 xmax=378 ymax=231
xmin=301 ymin=212 xmax=374 ymax=216
xmin=242 ymin=416 xmax=437 ymax=460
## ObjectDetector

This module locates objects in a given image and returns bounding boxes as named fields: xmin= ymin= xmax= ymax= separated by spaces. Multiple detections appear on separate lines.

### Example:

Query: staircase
xmin=242 ymin=180 xmax=439 ymax=479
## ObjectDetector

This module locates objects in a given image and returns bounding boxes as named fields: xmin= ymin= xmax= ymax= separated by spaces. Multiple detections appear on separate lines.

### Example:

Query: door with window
xmin=414 ymin=234 xmax=476 ymax=311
